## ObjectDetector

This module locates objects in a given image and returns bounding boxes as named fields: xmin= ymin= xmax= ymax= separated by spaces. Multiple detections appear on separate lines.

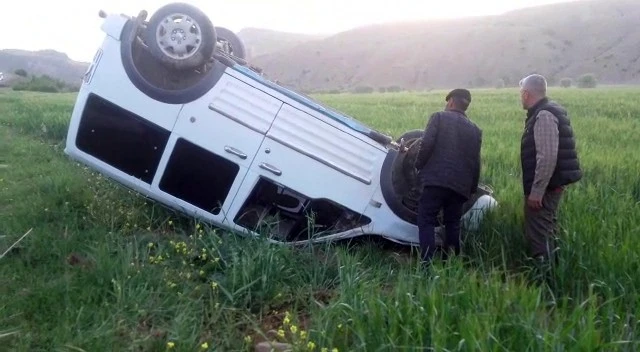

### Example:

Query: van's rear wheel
xmin=144 ymin=2 xmax=216 ymax=71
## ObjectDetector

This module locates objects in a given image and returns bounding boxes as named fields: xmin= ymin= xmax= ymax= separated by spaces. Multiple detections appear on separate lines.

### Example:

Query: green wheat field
xmin=1 ymin=86 xmax=639 ymax=351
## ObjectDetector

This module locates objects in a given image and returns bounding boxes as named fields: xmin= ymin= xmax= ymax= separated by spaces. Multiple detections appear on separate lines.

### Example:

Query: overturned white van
xmin=65 ymin=3 xmax=498 ymax=247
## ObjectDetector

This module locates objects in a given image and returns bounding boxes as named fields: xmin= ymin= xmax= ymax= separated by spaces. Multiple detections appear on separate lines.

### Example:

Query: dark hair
xmin=449 ymin=96 xmax=470 ymax=111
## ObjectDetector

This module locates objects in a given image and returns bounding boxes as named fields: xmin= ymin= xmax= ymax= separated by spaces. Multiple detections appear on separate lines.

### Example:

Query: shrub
xmin=560 ymin=78 xmax=573 ymax=88
xmin=11 ymin=74 xmax=79 ymax=93
xmin=352 ymin=86 xmax=374 ymax=94
xmin=576 ymin=73 xmax=598 ymax=88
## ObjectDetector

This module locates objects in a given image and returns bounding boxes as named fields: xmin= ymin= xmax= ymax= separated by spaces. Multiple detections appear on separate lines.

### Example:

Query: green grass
xmin=1 ymin=86 xmax=640 ymax=351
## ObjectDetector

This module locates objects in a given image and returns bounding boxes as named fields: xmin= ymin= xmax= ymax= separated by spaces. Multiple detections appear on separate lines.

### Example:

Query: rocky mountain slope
xmin=236 ymin=28 xmax=327 ymax=58
xmin=2 ymin=0 xmax=639 ymax=92
xmin=248 ymin=0 xmax=640 ymax=91
xmin=0 ymin=49 xmax=88 ymax=86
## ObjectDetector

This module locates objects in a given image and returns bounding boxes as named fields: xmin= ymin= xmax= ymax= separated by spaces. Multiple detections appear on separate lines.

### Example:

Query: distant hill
xmin=236 ymin=28 xmax=327 ymax=59
xmin=0 ymin=49 xmax=88 ymax=86
xmin=3 ymin=0 xmax=640 ymax=92
xmin=249 ymin=0 xmax=640 ymax=91
xmin=0 ymin=27 xmax=326 ymax=87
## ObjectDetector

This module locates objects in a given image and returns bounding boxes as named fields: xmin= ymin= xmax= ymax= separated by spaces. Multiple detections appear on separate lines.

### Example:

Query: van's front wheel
xmin=379 ymin=130 xmax=424 ymax=224
xmin=379 ymin=129 xmax=493 ymax=226
xmin=215 ymin=26 xmax=247 ymax=60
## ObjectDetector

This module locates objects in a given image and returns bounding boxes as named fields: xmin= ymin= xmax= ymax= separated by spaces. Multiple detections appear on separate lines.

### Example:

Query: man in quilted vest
xmin=519 ymin=74 xmax=582 ymax=263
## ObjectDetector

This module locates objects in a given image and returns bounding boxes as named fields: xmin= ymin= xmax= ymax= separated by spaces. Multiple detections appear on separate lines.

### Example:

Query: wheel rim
xmin=155 ymin=13 xmax=203 ymax=60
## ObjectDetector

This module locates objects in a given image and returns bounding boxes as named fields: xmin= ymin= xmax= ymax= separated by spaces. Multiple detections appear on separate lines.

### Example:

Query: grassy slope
xmin=251 ymin=0 xmax=640 ymax=91
xmin=4 ymin=0 xmax=640 ymax=92
xmin=1 ymin=87 xmax=639 ymax=351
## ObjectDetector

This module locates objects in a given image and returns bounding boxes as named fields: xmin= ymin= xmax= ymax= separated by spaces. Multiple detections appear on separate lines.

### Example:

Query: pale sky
xmin=2 ymin=0 xmax=581 ymax=62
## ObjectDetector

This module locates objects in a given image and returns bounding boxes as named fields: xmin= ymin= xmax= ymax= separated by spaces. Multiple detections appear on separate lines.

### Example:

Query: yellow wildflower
xmin=277 ymin=329 xmax=285 ymax=338
xmin=290 ymin=325 xmax=298 ymax=334
xmin=166 ymin=341 xmax=175 ymax=349
xmin=244 ymin=335 xmax=252 ymax=343
xmin=307 ymin=341 xmax=316 ymax=350
xmin=200 ymin=342 xmax=208 ymax=349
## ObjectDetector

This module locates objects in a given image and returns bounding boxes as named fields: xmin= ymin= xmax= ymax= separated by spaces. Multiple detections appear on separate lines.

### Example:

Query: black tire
xmin=121 ymin=20 xmax=227 ymax=105
xmin=214 ymin=26 xmax=247 ymax=60
xmin=380 ymin=129 xmax=492 ymax=225
xmin=379 ymin=130 xmax=424 ymax=225
xmin=144 ymin=3 xmax=216 ymax=71
xmin=390 ymin=130 xmax=424 ymax=220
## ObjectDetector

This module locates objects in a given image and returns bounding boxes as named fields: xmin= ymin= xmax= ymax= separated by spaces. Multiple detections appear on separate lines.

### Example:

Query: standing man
xmin=414 ymin=88 xmax=483 ymax=265
xmin=519 ymin=74 xmax=582 ymax=262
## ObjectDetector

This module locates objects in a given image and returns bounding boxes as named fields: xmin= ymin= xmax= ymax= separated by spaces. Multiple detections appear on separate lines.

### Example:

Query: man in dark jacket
xmin=519 ymin=74 xmax=582 ymax=262
xmin=414 ymin=88 xmax=483 ymax=265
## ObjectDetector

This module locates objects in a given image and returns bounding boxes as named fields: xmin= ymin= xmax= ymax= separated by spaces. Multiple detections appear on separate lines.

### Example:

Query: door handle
xmin=259 ymin=163 xmax=282 ymax=176
xmin=224 ymin=146 xmax=247 ymax=160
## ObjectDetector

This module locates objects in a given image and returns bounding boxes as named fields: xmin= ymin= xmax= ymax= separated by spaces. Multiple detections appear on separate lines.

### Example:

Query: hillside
xmin=0 ymin=49 xmax=88 ymax=86
xmin=236 ymin=28 xmax=327 ymax=58
xmin=3 ymin=0 xmax=640 ymax=92
xmin=0 ymin=28 xmax=325 ymax=86
xmin=249 ymin=0 xmax=640 ymax=91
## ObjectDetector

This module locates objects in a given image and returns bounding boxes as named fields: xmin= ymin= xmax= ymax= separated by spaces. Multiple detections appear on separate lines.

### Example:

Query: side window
xmin=159 ymin=138 xmax=240 ymax=215
xmin=75 ymin=94 xmax=170 ymax=184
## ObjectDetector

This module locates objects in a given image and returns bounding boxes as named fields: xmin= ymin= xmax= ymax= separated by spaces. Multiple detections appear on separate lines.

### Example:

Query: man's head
xmin=445 ymin=88 xmax=472 ymax=112
xmin=519 ymin=74 xmax=547 ymax=109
